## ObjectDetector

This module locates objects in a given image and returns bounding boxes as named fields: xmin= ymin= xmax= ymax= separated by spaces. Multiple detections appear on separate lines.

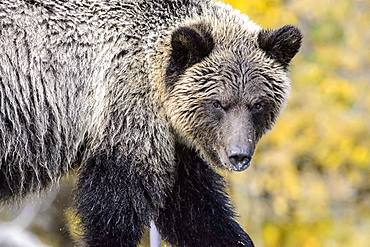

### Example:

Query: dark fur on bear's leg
xmin=156 ymin=144 xmax=254 ymax=247
xmin=76 ymin=151 xmax=155 ymax=247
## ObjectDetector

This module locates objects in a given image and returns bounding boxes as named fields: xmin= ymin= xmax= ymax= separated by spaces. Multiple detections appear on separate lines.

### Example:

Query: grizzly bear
xmin=0 ymin=0 xmax=302 ymax=246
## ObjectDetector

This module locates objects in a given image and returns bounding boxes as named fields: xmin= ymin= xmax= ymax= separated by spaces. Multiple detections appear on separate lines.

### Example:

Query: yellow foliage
xmin=262 ymin=224 xmax=282 ymax=246
xmin=222 ymin=0 xmax=297 ymax=27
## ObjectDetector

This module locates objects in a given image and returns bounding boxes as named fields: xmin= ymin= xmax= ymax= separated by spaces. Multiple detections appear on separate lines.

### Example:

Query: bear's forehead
xmin=216 ymin=79 xmax=268 ymax=105
xmin=218 ymin=46 xmax=274 ymax=70
xmin=200 ymin=52 xmax=289 ymax=105
xmin=173 ymin=45 xmax=289 ymax=104
xmin=206 ymin=49 xmax=282 ymax=86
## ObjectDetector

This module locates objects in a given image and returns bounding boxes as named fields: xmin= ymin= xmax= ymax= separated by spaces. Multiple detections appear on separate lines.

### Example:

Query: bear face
xmin=164 ymin=23 xmax=302 ymax=171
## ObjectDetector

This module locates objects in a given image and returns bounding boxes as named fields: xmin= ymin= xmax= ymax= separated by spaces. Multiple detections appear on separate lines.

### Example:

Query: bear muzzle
xmin=227 ymin=147 xmax=254 ymax=171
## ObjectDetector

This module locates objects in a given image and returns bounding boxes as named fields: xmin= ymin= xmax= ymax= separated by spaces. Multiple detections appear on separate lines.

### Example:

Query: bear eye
xmin=252 ymin=102 xmax=264 ymax=112
xmin=212 ymin=100 xmax=222 ymax=109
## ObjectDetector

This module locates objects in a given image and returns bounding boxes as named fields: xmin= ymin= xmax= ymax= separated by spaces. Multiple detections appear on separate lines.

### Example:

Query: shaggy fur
xmin=0 ymin=0 xmax=302 ymax=246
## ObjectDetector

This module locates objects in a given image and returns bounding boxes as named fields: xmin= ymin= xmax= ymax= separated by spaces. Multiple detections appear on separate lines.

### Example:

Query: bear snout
xmin=226 ymin=147 xmax=253 ymax=171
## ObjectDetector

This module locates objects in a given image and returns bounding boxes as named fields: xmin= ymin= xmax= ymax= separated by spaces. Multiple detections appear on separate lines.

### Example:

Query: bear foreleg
xmin=75 ymin=152 xmax=156 ymax=247
xmin=156 ymin=145 xmax=255 ymax=247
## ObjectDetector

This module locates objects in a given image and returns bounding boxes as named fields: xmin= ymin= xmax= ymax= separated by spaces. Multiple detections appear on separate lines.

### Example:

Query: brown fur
xmin=0 ymin=0 xmax=301 ymax=246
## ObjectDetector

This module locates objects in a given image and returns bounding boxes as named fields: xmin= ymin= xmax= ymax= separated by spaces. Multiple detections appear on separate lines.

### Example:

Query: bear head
xmin=162 ymin=20 xmax=302 ymax=172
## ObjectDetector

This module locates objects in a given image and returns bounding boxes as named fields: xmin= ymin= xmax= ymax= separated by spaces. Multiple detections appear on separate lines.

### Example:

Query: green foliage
xmin=223 ymin=0 xmax=370 ymax=246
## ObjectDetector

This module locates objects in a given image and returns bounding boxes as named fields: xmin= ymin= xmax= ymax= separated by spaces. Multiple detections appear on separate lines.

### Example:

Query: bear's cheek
xmin=214 ymin=146 xmax=231 ymax=169
xmin=191 ymin=125 xmax=236 ymax=170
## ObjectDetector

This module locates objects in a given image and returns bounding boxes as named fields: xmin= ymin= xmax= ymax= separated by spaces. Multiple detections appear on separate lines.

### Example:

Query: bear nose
xmin=227 ymin=148 xmax=252 ymax=171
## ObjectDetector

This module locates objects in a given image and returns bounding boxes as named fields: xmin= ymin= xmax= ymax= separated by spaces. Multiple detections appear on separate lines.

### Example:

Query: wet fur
xmin=0 ymin=0 xmax=301 ymax=246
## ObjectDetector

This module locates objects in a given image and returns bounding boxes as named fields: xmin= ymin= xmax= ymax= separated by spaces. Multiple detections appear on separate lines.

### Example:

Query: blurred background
xmin=1 ymin=0 xmax=369 ymax=246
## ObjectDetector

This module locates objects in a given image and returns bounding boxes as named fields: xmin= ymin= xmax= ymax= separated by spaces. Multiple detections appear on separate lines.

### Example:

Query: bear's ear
xmin=166 ymin=24 xmax=214 ymax=83
xmin=258 ymin=25 xmax=302 ymax=67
